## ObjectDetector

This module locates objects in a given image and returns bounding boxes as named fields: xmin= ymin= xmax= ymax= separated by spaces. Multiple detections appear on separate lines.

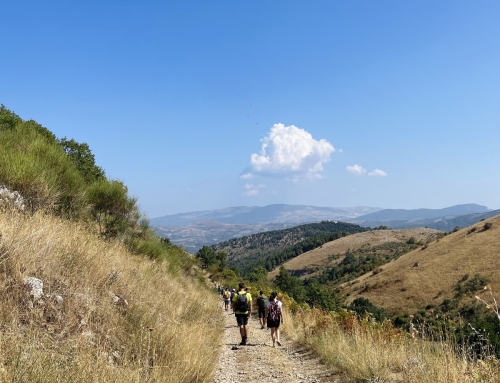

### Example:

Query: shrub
xmin=484 ymin=222 xmax=493 ymax=231
xmin=453 ymin=226 xmax=460 ymax=232
xmin=406 ymin=236 xmax=417 ymax=244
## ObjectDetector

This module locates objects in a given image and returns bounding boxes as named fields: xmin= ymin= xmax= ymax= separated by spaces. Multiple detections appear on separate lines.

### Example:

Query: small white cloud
xmin=240 ymin=173 xmax=254 ymax=179
xmin=346 ymin=164 xmax=367 ymax=176
xmin=242 ymin=183 xmax=266 ymax=197
xmin=245 ymin=123 xmax=335 ymax=179
xmin=338 ymin=148 xmax=343 ymax=153
xmin=368 ymin=169 xmax=388 ymax=177
xmin=243 ymin=189 xmax=259 ymax=196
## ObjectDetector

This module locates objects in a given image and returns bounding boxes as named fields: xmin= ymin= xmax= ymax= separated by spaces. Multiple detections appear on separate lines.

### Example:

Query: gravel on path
xmin=213 ymin=307 xmax=342 ymax=383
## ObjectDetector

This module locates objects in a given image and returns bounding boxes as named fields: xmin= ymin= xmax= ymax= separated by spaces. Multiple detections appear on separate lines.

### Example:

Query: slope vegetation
xmin=211 ymin=221 xmax=366 ymax=272
xmin=0 ymin=105 xmax=222 ymax=382
xmin=268 ymin=228 xmax=442 ymax=280
xmin=344 ymin=215 xmax=500 ymax=314
xmin=0 ymin=210 xmax=222 ymax=382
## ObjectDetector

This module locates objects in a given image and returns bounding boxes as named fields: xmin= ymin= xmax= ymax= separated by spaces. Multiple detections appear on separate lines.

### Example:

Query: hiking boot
xmin=277 ymin=340 xmax=282 ymax=346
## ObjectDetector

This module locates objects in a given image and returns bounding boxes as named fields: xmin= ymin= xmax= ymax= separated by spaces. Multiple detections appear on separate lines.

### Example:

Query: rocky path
xmin=213 ymin=307 xmax=341 ymax=383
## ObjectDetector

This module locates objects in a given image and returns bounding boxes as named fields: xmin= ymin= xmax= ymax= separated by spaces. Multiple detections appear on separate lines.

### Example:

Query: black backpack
xmin=236 ymin=292 xmax=249 ymax=312
xmin=257 ymin=296 xmax=268 ymax=309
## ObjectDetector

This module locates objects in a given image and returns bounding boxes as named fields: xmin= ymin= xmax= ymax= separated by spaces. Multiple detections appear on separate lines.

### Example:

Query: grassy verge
xmin=283 ymin=307 xmax=500 ymax=382
xmin=0 ymin=210 xmax=223 ymax=382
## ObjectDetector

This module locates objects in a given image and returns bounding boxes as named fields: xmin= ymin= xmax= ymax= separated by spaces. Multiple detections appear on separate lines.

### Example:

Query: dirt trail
xmin=213 ymin=306 xmax=341 ymax=383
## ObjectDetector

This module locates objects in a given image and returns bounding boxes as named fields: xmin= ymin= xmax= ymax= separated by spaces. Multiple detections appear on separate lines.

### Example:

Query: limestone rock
xmin=0 ymin=185 xmax=25 ymax=211
xmin=24 ymin=277 xmax=43 ymax=300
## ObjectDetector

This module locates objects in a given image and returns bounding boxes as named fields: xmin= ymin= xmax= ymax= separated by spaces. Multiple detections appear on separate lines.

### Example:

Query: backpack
xmin=268 ymin=301 xmax=280 ymax=322
xmin=236 ymin=292 xmax=249 ymax=312
xmin=223 ymin=291 xmax=230 ymax=299
xmin=257 ymin=296 xmax=268 ymax=309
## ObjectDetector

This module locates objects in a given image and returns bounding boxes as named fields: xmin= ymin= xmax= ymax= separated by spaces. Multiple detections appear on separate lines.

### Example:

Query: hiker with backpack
xmin=232 ymin=282 xmax=252 ymax=345
xmin=256 ymin=290 xmax=268 ymax=329
xmin=222 ymin=288 xmax=231 ymax=311
xmin=265 ymin=291 xmax=283 ymax=347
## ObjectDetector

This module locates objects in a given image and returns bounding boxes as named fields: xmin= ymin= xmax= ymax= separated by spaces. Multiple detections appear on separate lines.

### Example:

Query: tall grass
xmin=0 ymin=210 xmax=223 ymax=382
xmin=283 ymin=307 xmax=500 ymax=382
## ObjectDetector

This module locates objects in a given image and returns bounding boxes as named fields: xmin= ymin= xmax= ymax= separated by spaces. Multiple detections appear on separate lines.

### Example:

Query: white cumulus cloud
xmin=245 ymin=123 xmax=335 ymax=179
xmin=346 ymin=164 xmax=367 ymax=176
xmin=368 ymin=169 xmax=388 ymax=177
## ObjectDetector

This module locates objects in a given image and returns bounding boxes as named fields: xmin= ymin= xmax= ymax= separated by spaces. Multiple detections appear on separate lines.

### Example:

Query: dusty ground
xmin=213 ymin=307 xmax=341 ymax=383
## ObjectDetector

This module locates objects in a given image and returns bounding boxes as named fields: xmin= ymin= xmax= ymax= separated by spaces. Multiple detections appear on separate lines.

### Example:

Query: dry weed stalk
xmin=475 ymin=285 xmax=500 ymax=322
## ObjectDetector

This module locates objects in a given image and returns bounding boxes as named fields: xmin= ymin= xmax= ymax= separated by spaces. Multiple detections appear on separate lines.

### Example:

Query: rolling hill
xmin=343 ymin=214 xmax=500 ymax=314
xmin=211 ymin=221 xmax=366 ymax=272
xmin=268 ymin=228 xmax=443 ymax=281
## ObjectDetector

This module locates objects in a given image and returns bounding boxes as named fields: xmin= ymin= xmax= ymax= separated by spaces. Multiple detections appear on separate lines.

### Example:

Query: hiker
xmin=222 ymin=288 xmax=231 ymax=311
xmin=256 ymin=290 xmax=268 ymax=329
xmin=265 ymin=291 xmax=283 ymax=347
xmin=232 ymin=282 xmax=252 ymax=345
xmin=230 ymin=288 xmax=236 ymax=312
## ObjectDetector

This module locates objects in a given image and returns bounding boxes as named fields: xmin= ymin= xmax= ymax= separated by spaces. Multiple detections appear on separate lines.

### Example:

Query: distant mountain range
xmin=150 ymin=204 xmax=382 ymax=227
xmin=353 ymin=204 xmax=495 ymax=231
xmin=354 ymin=204 xmax=490 ymax=222
xmin=359 ymin=209 xmax=500 ymax=231
xmin=151 ymin=203 xmax=495 ymax=252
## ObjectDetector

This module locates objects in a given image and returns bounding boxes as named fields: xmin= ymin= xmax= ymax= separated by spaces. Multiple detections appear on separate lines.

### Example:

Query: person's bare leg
xmin=276 ymin=328 xmax=281 ymax=346
xmin=270 ymin=328 xmax=276 ymax=347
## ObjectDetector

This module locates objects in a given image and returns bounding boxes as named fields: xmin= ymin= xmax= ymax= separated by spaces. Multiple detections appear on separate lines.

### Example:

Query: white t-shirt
xmin=266 ymin=299 xmax=282 ymax=309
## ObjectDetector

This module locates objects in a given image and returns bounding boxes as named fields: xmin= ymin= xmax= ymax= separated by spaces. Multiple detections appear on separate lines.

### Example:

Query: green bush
xmin=0 ymin=122 xmax=86 ymax=215
xmin=85 ymin=180 xmax=139 ymax=238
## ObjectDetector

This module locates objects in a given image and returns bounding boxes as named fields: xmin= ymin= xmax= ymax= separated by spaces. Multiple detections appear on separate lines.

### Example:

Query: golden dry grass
xmin=284 ymin=308 xmax=500 ymax=382
xmin=0 ymin=209 xmax=223 ymax=382
xmin=344 ymin=215 xmax=500 ymax=313
xmin=268 ymin=228 xmax=441 ymax=281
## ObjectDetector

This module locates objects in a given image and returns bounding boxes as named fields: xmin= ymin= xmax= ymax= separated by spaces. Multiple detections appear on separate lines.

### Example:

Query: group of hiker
xmin=218 ymin=282 xmax=283 ymax=347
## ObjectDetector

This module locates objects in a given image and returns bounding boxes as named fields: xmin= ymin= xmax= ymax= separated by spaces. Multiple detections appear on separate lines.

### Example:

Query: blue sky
xmin=1 ymin=1 xmax=499 ymax=217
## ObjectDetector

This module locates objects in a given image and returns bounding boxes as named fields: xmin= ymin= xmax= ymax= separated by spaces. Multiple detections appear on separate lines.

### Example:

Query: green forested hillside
xmin=211 ymin=221 xmax=366 ymax=273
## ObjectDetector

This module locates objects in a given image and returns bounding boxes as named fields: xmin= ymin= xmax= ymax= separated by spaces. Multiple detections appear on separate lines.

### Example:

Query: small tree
xmin=86 ymin=180 xmax=138 ymax=238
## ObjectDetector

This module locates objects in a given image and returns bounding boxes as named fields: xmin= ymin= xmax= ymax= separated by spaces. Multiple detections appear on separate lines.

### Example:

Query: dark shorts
xmin=258 ymin=308 xmax=266 ymax=318
xmin=267 ymin=317 xmax=281 ymax=328
xmin=235 ymin=314 xmax=249 ymax=326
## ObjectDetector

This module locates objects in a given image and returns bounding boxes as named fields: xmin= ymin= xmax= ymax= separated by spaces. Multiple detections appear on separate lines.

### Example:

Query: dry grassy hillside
xmin=0 ymin=210 xmax=222 ymax=382
xmin=344 ymin=215 xmax=500 ymax=313
xmin=268 ymin=228 xmax=441 ymax=280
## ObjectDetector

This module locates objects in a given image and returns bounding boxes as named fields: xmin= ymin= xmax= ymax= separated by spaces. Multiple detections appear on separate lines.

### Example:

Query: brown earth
xmin=268 ymin=228 xmax=442 ymax=281
xmin=213 ymin=305 xmax=341 ymax=383
xmin=343 ymin=215 xmax=500 ymax=313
